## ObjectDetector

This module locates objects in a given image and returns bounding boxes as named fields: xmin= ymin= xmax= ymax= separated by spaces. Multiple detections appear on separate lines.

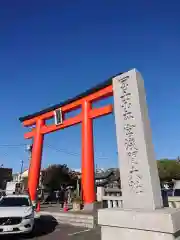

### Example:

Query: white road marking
xmin=68 ymin=229 xmax=91 ymax=236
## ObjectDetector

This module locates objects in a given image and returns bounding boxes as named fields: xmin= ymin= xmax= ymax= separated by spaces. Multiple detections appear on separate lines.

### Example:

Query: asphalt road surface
xmin=1 ymin=215 xmax=101 ymax=240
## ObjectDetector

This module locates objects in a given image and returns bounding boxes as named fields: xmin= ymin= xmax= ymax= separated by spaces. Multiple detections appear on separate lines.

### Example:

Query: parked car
xmin=0 ymin=194 xmax=35 ymax=235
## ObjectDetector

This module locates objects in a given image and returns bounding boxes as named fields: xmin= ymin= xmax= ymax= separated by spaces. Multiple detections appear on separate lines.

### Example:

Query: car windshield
xmin=0 ymin=197 xmax=30 ymax=207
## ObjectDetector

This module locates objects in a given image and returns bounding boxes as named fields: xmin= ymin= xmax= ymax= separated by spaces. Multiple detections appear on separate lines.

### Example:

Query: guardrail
xmin=102 ymin=195 xmax=180 ymax=209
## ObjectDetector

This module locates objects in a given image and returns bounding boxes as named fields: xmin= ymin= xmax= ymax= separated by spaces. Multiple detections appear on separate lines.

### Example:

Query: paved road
xmin=1 ymin=215 xmax=101 ymax=240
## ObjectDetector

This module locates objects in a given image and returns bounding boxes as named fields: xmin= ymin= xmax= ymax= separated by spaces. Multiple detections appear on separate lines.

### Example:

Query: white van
xmin=5 ymin=182 xmax=23 ymax=195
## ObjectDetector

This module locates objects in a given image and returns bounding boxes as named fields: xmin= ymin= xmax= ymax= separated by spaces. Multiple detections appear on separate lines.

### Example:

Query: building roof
xmin=95 ymin=168 xmax=120 ymax=180
xmin=95 ymin=170 xmax=114 ymax=180
xmin=21 ymin=169 xmax=28 ymax=178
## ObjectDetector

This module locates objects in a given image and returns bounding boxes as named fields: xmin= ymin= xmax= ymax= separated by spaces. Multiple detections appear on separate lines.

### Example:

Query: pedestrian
xmin=64 ymin=188 xmax=68 ymax=203
xmin=58 ymin=187 xmax=64 ymax=208
xmin=56 ymin=190 xmax=60 ymax=203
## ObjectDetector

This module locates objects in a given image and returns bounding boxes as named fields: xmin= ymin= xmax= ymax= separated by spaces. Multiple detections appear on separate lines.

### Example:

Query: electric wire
xmin=0 ymin=142 xmax=110 ymax=160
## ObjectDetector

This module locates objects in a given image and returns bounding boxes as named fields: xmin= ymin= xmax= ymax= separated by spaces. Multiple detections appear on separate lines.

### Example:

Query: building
xmin=12 ymin=173 xmax=21 ymax=182
xmin=95 ymin=168 xmax=120 ymax=188
xmin=0 ymin=167 xmax=12 ymax=189
xmin=12 ymin=169 xmax=28 ymax=182
xmin=13 ymin=169 xmax=44 ymax=190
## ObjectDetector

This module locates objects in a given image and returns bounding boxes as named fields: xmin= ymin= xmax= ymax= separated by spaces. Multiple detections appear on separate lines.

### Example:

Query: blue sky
xmin=0 ymin=1 xmax=180 ymax=173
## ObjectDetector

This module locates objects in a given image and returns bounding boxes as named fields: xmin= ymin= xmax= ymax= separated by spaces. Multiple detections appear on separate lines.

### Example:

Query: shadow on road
xmin=29 ymin=215 xmax=58 ymax=238
xmin=1 ymin=215 xmax=58 ymax=239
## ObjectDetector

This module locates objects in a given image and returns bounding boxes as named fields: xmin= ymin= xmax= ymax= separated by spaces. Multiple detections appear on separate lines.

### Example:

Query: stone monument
xmin=98 ymin=69 xmax=180 ymax=239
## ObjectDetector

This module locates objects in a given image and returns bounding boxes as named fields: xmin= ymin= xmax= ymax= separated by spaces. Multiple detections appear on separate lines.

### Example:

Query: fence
xmin=97 ymin=187 xmax=180 ymax=209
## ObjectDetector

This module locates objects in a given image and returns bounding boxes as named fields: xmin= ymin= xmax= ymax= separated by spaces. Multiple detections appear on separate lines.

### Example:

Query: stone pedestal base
xmin=98 ymin=208 xmax=180 ymax=240
xmin=83 ymin=202 xmax=96 ymax=212
xmin=72 ymin=202 xmax=81 ymax=211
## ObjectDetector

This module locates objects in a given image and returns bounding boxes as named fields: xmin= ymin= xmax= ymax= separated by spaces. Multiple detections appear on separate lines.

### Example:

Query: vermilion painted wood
xmin=81 ymin=100 xmax=95 ymax=204
xmin=23 ymin=85 xmax=113 ymax=127
xmin=22 ymin=84 xmax=113 ymax=205
xmin=28 ymin=119 xmax=44 ymax=204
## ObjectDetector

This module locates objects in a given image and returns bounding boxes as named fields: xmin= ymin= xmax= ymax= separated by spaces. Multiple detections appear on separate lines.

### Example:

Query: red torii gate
xmin=19 ymin=74 xmax=121 ymax=209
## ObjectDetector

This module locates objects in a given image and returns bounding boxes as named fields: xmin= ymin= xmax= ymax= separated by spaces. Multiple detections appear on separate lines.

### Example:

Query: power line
xmin=0 ymin=144 xmax=29 ymax=168
xmin=0 ymin=143 xmax=26 ymax=147
xmin=46 ymin=144 xmax=110 ymax=160
xmin=45 ymin=144 xmax=80 ymax=157
xmin=0 ymin=142 xmax=111 ymax=161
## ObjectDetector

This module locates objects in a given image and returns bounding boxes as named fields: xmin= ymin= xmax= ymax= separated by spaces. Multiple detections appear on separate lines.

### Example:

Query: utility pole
xmin=25 ymin=144 xmax=33 ymax=191
xmin=95 ymin=164 xmax=98 ymax=173
xmin=26 ymin=144 xmax=33 ymax=161
xmin=26 ymin=144 xmax=33 ymax=174
xmin=20 ymin=160 xmax=24 ymax=182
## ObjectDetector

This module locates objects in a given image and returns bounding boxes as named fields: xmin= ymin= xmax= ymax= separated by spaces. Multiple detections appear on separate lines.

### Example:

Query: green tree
xmin=157 ymin=159 xmax=180 ymax=182
xmin=41 ymin=164 xmax=77 ymax=190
